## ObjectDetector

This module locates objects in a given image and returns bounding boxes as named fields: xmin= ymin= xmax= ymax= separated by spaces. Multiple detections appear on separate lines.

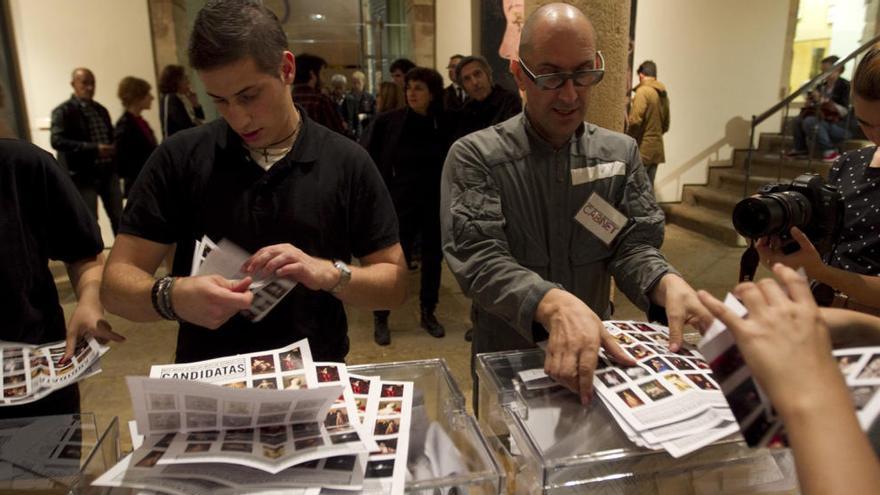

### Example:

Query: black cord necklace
xmin=251 ymin=114 xmax=302 ymax=162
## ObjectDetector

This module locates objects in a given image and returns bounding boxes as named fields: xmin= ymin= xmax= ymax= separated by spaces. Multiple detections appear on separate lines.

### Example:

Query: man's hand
xmin=755 ymin=227 xmax=825 ymax=279
xmin=171 ymin=275 xmax=254 ymax=329
xmin=98 ymin=143 xmax=115 ymax=159
xmin=536 ymin=289 xmax=635 ymax=405
xmin=649 ymin=273 xmax=714 ymax=352
xmin=242 ymin=243 xmax=339 ymax=291
xmin=65 ymin=303 xmax=124 ymax=361
xmin=697 ymin=264 xmax=841 ymax=418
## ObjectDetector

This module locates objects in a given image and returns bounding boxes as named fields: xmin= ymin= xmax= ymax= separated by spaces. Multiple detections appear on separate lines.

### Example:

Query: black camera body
xmin=732 ymin=174 xmax=843 ymax=255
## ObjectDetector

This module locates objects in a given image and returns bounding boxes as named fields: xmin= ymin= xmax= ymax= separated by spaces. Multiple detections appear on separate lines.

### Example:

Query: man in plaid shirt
xmin=51 ymin=68 xmax=122 ymax=234
xmin=291 ymin=54 xmax=347 ymax=136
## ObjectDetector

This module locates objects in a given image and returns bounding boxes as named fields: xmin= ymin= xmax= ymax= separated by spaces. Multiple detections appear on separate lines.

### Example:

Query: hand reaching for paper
xmin=536 ymin=289 xmax=635 ymax=405
xmin=172 ymin=275 xmax=254 ymax=329
xmin=65 ymin=306 xmax=124 ymax=361
xmin=242 ymin=243 xmax=338 ymax=291
xmin=649 ymin=273 xmax=715 ymax=352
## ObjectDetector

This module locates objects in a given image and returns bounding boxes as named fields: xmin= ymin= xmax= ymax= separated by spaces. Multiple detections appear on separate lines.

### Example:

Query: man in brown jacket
xmin=627 ymin=60 xmax=670 ymax=191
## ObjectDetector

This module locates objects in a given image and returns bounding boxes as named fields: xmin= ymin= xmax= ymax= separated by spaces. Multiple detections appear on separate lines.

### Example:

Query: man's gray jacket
xmin=440 ymin=113 xmax=676 ymax=355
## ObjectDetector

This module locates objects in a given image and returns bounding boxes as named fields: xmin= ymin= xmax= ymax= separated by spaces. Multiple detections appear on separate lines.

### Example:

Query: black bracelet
xmin=162 ymin=277 xmax=180 ymax=321
xmin=152 ymin=276 xmax=177 ymax=321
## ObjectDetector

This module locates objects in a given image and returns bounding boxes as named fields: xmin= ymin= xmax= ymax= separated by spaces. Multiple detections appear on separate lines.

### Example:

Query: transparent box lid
xmin=476 ymin=349 xmax=793 ymax=494
xmin=350 ymin=358 xmax=504 ymax=494
xmin=0 ymin=413 xmax=119 ymax=494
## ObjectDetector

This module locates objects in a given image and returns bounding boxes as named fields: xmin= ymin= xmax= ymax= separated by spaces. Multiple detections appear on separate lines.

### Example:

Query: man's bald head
xmin=70 ymin=67 xmax=96 ymax=101
xmin=519 ymin=3 xmax=596 ymax=60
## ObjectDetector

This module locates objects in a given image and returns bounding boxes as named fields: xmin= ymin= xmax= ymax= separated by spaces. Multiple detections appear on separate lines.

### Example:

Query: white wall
xmin=435 ymin=0 xmax=473 ymax=86
xmin=633 ymin=0 xmax=791 ymax=203
xmin=829 ymin=0 xmax=867 ymax=67
xmin=9 ymin=0 xmax=160 ymax=154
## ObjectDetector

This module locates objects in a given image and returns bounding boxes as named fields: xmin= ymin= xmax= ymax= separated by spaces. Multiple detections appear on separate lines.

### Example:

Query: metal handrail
xmin=742 ymin=34 xmax=880 ymax=198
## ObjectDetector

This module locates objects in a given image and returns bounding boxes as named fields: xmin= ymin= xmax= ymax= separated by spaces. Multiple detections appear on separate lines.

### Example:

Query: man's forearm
xmin=66 ymin=255 xmax=104 ymax=310
xmin=334 ymin=262 xmax=406 ymax=310
xmin=101 ymin=262 xmax=162 ymax=322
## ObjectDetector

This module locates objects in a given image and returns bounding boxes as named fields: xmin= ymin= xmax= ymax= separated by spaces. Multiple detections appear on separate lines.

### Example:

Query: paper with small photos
xmin=590 ymin=321 xmax=737 ymax=458
xmin=699 ymin=293 xmax=880 ymax=447
xmin=0 ymin=337 xmax=108 ymax=407
xmin=360 ymin=380 xmax=413 ymax=495
xmin=191 ymin=235 xmax=296 ymax=322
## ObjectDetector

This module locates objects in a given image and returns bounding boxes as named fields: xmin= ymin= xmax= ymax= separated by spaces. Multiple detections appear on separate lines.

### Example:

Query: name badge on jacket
xmin=575 ymin=192 xmax=628 ymax=245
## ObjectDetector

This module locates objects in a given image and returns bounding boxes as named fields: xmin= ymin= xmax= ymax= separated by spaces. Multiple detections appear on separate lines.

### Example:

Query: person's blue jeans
xmin=793 ymin=115 xmax=848 ymax=153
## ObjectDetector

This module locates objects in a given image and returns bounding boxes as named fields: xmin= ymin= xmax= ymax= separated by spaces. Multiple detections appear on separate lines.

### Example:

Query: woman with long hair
xmin=361 ymin=68 xmax=451 ymax=345
xmin=158 ymin=65 xmax=204 ymax=138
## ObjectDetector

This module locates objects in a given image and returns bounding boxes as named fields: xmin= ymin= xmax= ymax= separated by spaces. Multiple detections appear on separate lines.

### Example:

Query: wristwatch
xmin=329 ymin=260 xmax=352 ymax=294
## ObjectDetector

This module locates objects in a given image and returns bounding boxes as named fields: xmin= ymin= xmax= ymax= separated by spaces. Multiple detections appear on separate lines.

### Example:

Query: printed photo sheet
xmin=832 ymin=346 xmax=880 ymax=430
xmin=0 ymin=337 xmax=108 ymax=406
xmin=192 ymin=236 xmax=296 ymax=322
xmin=359 ymin=380 xmax=413 ymax=495
xmin=150 ymin=338 xmax=319 ymax=391
xmin=314 ymin=362 xmax=379 ymax=452
xmin=592 ymin=321 xmax=736 ymax=458
xmin=92 ymin=431 xmax=367 ymax=493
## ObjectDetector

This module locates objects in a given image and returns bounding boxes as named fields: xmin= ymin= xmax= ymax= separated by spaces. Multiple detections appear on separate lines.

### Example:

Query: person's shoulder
xmin=51 ymin=97 xmax=76 ymax=116
xmin=835 ymin=146 xmax=874 ymax=171
xmin=162 ymin=118 xmax=224 ymax=150
xmin=306 ymin=118 xmax=372 ymax=165
xmin=586 ymin=124 xmax=639 ymax=158
xmin=451 ymin=114 xmax=526 ymax=164
xmin=115 ymin=111 xmax=133 ymax=127
xmin=0 ymin=139 xmax=64 ymax=178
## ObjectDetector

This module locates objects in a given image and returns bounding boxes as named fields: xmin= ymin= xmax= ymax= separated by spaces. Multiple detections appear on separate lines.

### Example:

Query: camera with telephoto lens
xmin=732 ymin=174 xmax=843 ymax=256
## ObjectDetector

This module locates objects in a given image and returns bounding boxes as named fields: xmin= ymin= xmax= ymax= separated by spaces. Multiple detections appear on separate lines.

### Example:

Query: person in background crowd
xmin=329 ymin=73 xmax=358 ymax=139
xmin=101 ymin=0 xmax=406 ymax=365
xmin=441 ymin=4 xmax=712 ymax=407
xmin=375 ymin=81 xmax=405 ymax=114
xmin=362 ymin=67 xmax=451 ymax=345
xmin=1 ymin=82 xmax=124 ymax=417
xmin=786 ymin=55 xmax=850 ymax=162
xmin=699 ymin=264 xmax=880 ymax=495
xmin=51 ymin=67 xmax=122 ymax=235
xmin=759 ymin=47 xmax=880 ymax=312
xmin=114 ymin=76 xmax=157 ymax=197
xmin=350 ymin=70 xmax=376 ymax=138
xmin=389 ymin=58 xmax=416 ymax=88
xmin=627 ymin=60 xmax=670 ymax=190
xmin=157 ymin=64 xmax=205 ymax=138
xmin=443 ymin=54 xmax=466 ymax=111
xmin=453 ymin=55 xmax=522 ymax=139
xmin=292 ymin=53 xmax=347 ymax=135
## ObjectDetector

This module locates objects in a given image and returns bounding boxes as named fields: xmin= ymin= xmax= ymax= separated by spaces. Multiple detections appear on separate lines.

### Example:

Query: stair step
xmin=682 ymin=186 xmax=741 ymax=215
xmin=710 ymin=168 xmax=790 ymax=194
xmin=731 ymin=150 xmax=833 ymax=178
xmin=661 ymin=203 xmax=744 ymax=247
xmin=756 ymin=132 xmax=870 ymax=154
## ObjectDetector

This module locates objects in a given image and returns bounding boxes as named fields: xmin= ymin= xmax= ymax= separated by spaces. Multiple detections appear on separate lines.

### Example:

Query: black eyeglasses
xmin=518 ymin=52 xmax=605 ymax=90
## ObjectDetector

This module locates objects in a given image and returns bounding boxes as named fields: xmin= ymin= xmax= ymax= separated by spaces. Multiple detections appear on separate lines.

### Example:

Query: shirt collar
xmin=521 ymin=109 xmax=589 ymax=153
xmin=216 ymin=104 xmax=320 ymax=165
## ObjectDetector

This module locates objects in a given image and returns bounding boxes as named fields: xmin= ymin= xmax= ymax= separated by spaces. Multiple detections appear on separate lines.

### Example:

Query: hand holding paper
xmin=172 ymin=275 xmax=254 ymax=329
xmin=649 ymin=273 xmax=714 ymax=353
xmin=242 ymin=243 xmax=338 ymax=292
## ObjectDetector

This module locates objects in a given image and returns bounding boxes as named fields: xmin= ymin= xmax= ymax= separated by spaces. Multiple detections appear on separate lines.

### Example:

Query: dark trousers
xmin=72 ymin=172 xmax=123 ymax=235
xmin=375 ymin=199 xmax=442 ymax=320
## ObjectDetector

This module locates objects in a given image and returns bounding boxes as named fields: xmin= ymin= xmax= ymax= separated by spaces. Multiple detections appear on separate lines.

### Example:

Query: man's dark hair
xmin=637 ymin=60 xmax=657 ymax=78
xmin=188 ymin=0 xmax=288 ymax=75
xmin=294 ymin=53 xmax=327 ymax=85
xmin=455 ymin=55 xmax=493 ymax=83
xmin=405 ymin=67 xmax=444 ymax=115
xmin=449 ymin=54 xmax=465 ymax=61
xmin=389 ymin=58 xmax=416 ymax=74
xmin=158 ymin=65 xmax=186 ymax=94
xmin=822 ymin=55 xmax=840 ymax=66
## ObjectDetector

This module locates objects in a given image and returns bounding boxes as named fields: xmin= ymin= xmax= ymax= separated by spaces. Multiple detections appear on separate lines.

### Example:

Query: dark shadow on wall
xmin=656 ymin=116 xmax=751 ymax=194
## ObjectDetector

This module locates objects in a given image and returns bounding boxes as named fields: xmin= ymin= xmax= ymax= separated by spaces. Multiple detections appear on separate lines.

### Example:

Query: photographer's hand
xmin=755 ymin=227 xmax=824 ymax=278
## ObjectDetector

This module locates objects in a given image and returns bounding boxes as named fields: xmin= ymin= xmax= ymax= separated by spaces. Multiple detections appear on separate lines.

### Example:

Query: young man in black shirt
xmin=101 ymin=0 xmax=406 ymax=364
xmin=0 ymin=139 xmax=124 ymax=417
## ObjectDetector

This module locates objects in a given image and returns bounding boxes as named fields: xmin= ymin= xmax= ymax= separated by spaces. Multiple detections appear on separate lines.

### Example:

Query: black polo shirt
xmin=0 ymin=139 xmax=104 ymax=345
xmin=120 ymin=111 xmax=399 ymax=363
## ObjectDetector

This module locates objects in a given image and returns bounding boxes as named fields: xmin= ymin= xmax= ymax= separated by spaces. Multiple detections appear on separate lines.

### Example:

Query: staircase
xmin=662 ymin=129 xmax=871 ymax=246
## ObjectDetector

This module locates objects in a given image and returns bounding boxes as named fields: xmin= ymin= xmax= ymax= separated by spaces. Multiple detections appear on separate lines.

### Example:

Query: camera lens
xmin=732 ymin=191 xmax=811 ymax=238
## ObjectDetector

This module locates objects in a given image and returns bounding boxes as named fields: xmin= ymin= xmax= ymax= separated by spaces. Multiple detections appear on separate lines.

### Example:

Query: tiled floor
xmin=64 ymin=223 xmax=763 ymax=450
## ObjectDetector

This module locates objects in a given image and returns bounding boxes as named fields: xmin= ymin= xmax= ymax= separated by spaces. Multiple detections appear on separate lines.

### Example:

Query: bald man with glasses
xmin=440 ymin=3 xmax=712 ymax=409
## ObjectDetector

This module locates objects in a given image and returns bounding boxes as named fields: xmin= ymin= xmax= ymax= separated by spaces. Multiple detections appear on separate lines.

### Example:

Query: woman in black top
xmin=759 ymin=47 xmax=880 ymax=307
xmin=114 ymin=77 xmax=157 ymax=197
xmin=361 ymin=68 xmax=452 ymax=345
xmin=158 ymin=65 xmax=205 ymax=138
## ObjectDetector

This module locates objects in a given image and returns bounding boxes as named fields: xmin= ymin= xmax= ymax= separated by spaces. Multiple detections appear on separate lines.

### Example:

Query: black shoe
xmin=464 ymin=328 xmax=473 ymax=342
xmin=374 ymin=315 xmax=391 ymax=346
xmin=420 ymin=308 xmax=445 ymax=338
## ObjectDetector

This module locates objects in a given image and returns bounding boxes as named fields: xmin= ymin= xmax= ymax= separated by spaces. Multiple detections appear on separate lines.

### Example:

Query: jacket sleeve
xmin=440 ymin=138 xmax=561 ymax=341
xmin=608 ymin=141 xmax=678 ymax=310
xmin=627 ymin=88 xmax=647 ymax=139
xmin=50 ymin=105 xmax=97 ymax=154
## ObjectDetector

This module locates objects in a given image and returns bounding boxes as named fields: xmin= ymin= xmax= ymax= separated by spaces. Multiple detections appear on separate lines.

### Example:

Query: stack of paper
xmin=592 ymin=321 xmax=739 ymax=458
xmin=191 ymin=236 xmax=296 ymax=322
xmin=93 ymin=339 xmax=414 ymax=494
